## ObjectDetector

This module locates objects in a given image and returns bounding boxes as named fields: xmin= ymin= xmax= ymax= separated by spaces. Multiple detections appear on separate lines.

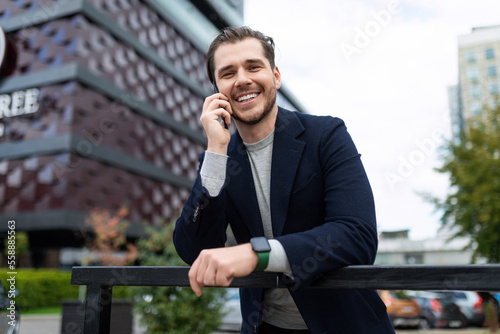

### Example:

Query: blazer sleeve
xmin=276 ymin=117 xmax=378 ymax=290
xmin=173 ymin=152 xmax=229 ymax=265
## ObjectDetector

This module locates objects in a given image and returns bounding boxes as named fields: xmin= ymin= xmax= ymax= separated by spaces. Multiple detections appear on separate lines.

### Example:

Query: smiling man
xmin=214 ymin=38 xmax=279 ymax=125
xmin=174 ymin=26 xmax=394 ymax=334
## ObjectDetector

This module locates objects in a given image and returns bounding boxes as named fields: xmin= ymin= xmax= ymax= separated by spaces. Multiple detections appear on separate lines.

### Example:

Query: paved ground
xmin=19 ymin=314 xmax=147 ymax=334
xmin=18 ymin=315 xmax=495 ymax=334
xmin=19 ymin=315 xmax=60 ymax=334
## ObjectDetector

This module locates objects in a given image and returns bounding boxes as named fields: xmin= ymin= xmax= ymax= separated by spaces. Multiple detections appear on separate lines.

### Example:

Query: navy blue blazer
xmin=174 ymin=107 xmax=394 ymax=333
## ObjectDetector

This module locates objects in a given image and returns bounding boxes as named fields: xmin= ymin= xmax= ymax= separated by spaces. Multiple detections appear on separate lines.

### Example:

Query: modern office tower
xmin=0 ymin=0 xmax=305 ymax=267
xmin=447 ymin=84 xmax=463 ymax=144
xmin=450 ymin=25 xmax=500 ymax=142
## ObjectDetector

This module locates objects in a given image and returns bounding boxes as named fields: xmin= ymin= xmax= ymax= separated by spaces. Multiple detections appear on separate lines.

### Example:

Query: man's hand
xmin=201 ymin=93 xmax=233 ymax=155
xmin=188 ymin=243 xmax=258 ymax=296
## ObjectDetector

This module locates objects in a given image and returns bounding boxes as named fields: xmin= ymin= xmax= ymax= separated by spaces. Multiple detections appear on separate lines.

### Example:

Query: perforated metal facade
xmin=0 ymin=0 xmax=304 ymax=267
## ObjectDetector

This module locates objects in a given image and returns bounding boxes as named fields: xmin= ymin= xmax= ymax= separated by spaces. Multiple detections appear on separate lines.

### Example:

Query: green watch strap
xmin=255 ymin=251 xmax=270 ymax=271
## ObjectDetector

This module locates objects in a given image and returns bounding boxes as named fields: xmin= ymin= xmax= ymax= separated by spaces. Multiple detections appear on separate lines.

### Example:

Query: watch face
xmin=251 ymin=237 xmax=271 ymax=252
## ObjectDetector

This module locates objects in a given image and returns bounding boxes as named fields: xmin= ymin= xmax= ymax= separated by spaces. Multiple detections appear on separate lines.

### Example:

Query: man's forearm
xmin=200 ymin=150 xmax=228 ymax=196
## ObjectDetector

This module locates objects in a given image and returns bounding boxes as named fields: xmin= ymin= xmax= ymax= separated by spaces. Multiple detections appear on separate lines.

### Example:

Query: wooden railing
xmin=71 ymin=265 xmax=500 ymax=334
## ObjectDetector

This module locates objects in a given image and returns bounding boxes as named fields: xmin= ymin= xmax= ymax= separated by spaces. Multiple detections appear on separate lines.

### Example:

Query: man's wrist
xmin=250 ymin=237 xmax=271 ymax=271
xmin=206 ymin=143 xmax=228 ymax=155
xmin=255 ymin=252 xmax=270 ymax=271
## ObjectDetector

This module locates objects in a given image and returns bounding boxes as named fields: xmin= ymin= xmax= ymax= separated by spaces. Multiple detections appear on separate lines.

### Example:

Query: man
xmin=174 ymin=26 xmax=394 ymax=334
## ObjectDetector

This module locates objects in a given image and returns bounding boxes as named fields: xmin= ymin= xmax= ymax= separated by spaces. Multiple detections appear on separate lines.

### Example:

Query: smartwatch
xmin=250 ymin=237 xmax=271 ymax=271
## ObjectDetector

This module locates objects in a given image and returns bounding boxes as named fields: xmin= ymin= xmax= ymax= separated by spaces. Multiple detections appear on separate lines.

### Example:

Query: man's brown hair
xmin=206 ymin=26 xmax=275 ymax=84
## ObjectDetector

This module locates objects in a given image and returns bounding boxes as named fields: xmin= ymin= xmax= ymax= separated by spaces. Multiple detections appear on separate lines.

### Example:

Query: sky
xmin=244 ymin=0 xmax=500 ymax=240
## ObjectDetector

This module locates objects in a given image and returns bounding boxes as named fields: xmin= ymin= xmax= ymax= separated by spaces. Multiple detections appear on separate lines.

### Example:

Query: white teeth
xmin=236 ymin=93 xmax=258 ymax=102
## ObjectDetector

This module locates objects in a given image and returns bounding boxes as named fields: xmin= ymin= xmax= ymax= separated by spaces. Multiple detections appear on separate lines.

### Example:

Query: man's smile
xmin=235 ymin=92 xmax=260 ymax=103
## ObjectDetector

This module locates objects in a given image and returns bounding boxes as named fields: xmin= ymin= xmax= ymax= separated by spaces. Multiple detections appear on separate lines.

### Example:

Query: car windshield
xmin=450 ymin=292 xmax=467 ymax=299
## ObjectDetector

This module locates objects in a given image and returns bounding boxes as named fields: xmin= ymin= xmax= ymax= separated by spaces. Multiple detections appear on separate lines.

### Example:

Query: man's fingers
xmin=215 ymin=270 xmax=233 ymax=287
xmin=195 ymin=258 xmax=210 ymax=293
xmin=208 ymin=100 xmax=232 ymax=121
xmin=192 ymin=281 xmax=203 ymax=296
xmin=200 ymin=254 xmax=217 ymax=286
xmin=189 ymin=245 xmax=256 ymax=297
xmin=203 ymin=267 xmax=217 ymax=287
xmin=202 ymin=93 xmax=227 ymax=109
xmin=200 ymin=99 xmax=232 ymax=132
xmin=188 ymin=260 xmax=203 ymax=296
xmin=203 ymin=94 xmax=231 ymax=114
xmin=190 ymin=250 xmax=218 ymax=296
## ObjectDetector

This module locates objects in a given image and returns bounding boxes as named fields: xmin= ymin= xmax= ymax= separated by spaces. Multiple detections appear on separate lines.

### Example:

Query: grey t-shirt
xmin=244 ymin=130 xmax=307 ymax=330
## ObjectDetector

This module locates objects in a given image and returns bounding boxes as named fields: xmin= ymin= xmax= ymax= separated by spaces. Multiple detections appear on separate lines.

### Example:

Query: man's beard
xmin=232 ymin=88 xmax=277 ymax=125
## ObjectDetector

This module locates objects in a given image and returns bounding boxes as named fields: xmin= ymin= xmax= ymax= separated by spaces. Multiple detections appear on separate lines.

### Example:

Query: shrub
xmin=0 ymin=269 xmax=77 ymax=311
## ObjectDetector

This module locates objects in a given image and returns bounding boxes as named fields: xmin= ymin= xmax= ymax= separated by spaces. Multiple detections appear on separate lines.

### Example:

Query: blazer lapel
xmin=226 ymin=134 xmax=265 ymax=237
xmin=270 ymin=109 xmax=305 ymax=237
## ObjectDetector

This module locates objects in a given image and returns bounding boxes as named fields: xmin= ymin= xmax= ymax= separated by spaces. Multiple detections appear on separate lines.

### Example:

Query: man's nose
xmin=234 ymin=70 xmax=252 ymax=87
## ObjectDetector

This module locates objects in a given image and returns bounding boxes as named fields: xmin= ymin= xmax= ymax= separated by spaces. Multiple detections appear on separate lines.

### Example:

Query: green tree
xmin=431 ymin=105 xmax=500 ymax=262
xmin=133 ymin=222 xmax=227 ymax=334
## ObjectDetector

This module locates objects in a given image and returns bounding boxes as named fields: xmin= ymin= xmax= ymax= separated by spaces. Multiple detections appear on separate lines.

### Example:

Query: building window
xmin=471 ymin=102 xmax=482 ymax=115
xmin=485 ymin=48 xmax=495 ymax=60
xmin=466 ymin=51 xmax=476 ymax=63
xmin=469 ymin=85 xmax=481 ymax=98
xmin=490 ymin=83 xmax=499 ymax=96
xmin=487 ymin=66 xmax=498 ymax=78
xmin=466 ymin=68 xmax=479 ymax=81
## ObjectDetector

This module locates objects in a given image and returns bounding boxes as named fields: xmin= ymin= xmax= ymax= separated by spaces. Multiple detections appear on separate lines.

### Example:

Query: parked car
xmin=379 ymin=290 xmax=420 ymax=328
xmin=0 ymin=280 xmax=20 ymax=334
xmin=440 ymin=290 xmax=486 ymax=326
xmin=407 ymin=291 xmax=466 ymax=329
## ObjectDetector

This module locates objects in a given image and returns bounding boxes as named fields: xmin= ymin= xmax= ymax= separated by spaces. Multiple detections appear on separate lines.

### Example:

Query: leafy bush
xmin=0 ymin=269 xmax=77 ymax=311
xmin=132 ymin=223 xmax=227 ymax=334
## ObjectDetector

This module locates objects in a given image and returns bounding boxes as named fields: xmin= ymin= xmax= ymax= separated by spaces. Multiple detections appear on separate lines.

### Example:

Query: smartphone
xmin=213 ymin=82 xmax=228 ymax=129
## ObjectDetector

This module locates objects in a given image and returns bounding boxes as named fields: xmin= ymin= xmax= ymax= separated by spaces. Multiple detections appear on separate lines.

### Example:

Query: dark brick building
xmin=0 ymin=0 xmax=305 ymax=268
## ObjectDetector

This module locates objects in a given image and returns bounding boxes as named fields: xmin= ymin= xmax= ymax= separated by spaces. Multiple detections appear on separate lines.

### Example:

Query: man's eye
xmin=221 ymin=72 xmax=234 ymax=78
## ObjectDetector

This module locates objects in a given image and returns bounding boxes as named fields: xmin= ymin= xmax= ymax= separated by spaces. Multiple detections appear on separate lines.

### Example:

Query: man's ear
xmin=273 ymin=66 xmax=281 ymax=90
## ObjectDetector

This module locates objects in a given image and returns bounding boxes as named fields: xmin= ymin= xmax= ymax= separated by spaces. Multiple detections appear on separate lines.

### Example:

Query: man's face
xmin=213 ymin=38 xmax=281 ymax=125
